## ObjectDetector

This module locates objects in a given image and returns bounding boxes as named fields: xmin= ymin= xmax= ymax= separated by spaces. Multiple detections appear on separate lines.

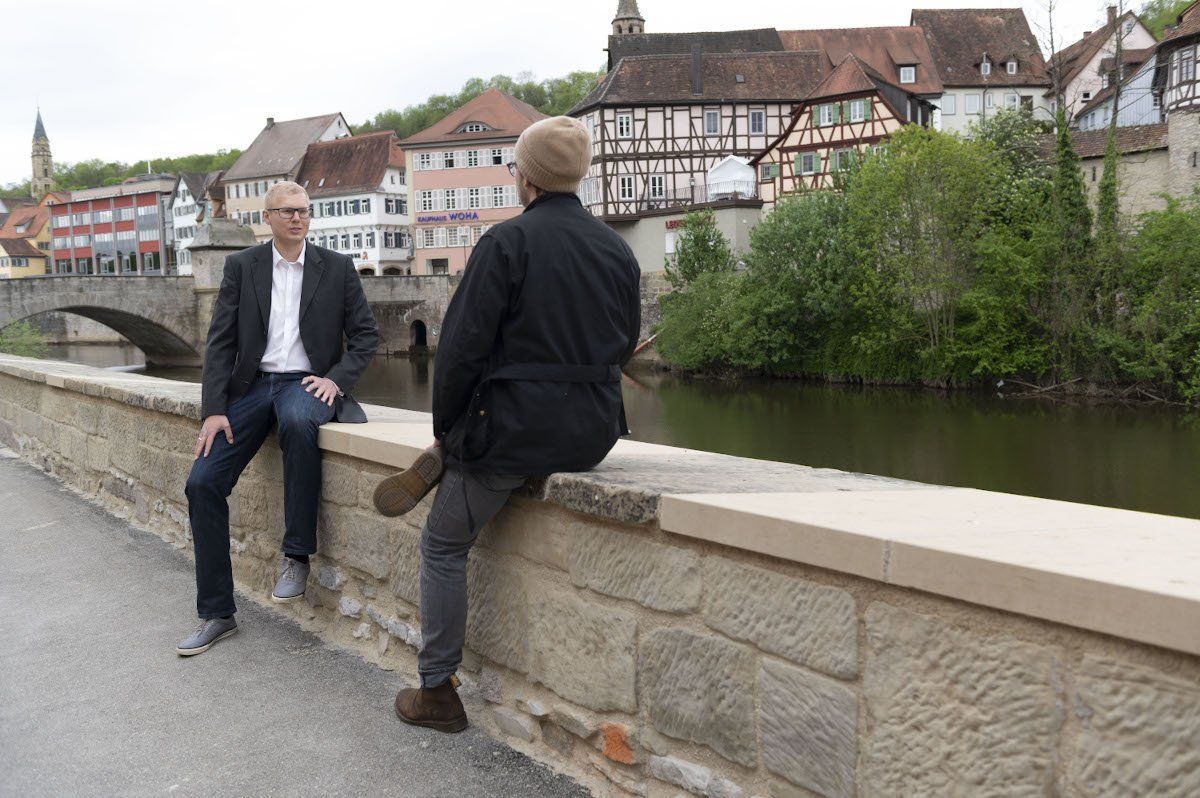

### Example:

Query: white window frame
xmin=648 ymin=175 xmax=665 ymax=199
xmin=850 ymin=99 xmax=866 ymax=122
xmin=618 ymin=175 xmax=635 ymax=201
xmin=800 ymin=153 xmax=817 ymax=175
xmin=818 ymin=104 xmax=834 ymax=126
xmin=1006 ymin=60 xmax=1017 ymax=75
xmin=749 ymin=109 xmax=765 ymax=134
xmin=940 ymin=94 xmax=956 ymax=115
xmin=443 ymin=151 xmax=457 ymax=169
xmin=981 ymin=59 xmax=991 ymax=77
xmin=985 ymin=93 xmax=995 ymax=109
xmin=1005 ymin=93 xmax=1020 ymax=110
xmin=965 ymin=93 xmax=981 ymax=115
xmin=616 ymin=112 xmax=633 ymax=138
xmin=704 ymin=109 xmax=720 ymax=135
xmin=467 ymin=149 xmax=480 ymax=168
xmin=900 ymin=66 xmax=916 ymax=84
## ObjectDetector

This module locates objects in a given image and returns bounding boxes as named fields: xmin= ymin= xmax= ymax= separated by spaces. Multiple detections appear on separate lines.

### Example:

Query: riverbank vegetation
xmin=657 ymin=109 xmax=1200 ymax=403
xmin=0 ymin=322 xmax=48 ymax=359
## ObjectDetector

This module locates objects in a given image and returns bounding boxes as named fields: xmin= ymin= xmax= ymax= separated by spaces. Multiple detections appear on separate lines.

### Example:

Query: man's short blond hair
xmin=264 ymin=180 xmax=308 ymax=209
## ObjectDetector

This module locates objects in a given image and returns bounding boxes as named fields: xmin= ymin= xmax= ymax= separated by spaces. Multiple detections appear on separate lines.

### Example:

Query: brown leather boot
xmin=373 ymin=446 xmax=444 ymax=517
xmin=394 ymin=674 xmax=468 ymax=733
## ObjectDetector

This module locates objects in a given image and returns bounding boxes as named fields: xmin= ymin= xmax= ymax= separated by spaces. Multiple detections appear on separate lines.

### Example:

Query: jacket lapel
xmin=299 ymin=245 xmax=325 ymax=321
xmin=249 ymin=243 xmax=273 ymax=332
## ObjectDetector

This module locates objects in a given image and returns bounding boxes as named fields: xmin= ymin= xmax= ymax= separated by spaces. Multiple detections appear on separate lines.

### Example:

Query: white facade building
xmin=295 ymin=131 xmax=412 ymax=275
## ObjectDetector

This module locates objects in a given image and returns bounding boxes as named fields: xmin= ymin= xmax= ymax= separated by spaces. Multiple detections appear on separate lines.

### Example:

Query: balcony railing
xmin=637 ymin=179 xmax=759 ymax=212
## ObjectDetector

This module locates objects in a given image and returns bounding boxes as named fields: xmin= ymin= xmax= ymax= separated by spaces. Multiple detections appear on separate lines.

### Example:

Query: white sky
xmin=1 ymin=0 xmax=1131 ymax=186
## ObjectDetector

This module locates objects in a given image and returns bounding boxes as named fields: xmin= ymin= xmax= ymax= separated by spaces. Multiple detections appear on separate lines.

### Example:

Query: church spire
xmin=31 ymin=109 xmax=53 ymax=200
xmin=612 ymin=0 xmax=644 ymax=36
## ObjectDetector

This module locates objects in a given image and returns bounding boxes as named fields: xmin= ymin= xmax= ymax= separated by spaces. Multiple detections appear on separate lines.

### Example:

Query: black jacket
xmin=199 ymin=242 xmax=380 ymax=422
xmin=433 ymin=192 xmax=641 ymax=476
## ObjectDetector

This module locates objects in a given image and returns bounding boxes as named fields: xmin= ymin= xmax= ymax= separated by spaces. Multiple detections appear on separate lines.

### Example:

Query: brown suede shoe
xmin=373 ymin=447 xmax=444 ymax=517
xmin=394 ymin=674 xmax=468 ymax=733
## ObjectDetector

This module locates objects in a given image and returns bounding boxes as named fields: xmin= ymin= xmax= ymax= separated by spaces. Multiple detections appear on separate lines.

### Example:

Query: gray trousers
xmin=418 ymin=468 xmax=526 ymax=688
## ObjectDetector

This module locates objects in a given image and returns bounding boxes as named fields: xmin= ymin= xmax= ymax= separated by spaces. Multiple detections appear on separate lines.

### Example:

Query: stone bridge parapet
xmin=3 ymin=353 xmax=1197 ymax=797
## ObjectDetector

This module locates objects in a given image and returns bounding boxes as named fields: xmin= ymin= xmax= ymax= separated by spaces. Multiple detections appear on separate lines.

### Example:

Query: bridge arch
xmin=0 ymin=277 xmax=201 ymax=367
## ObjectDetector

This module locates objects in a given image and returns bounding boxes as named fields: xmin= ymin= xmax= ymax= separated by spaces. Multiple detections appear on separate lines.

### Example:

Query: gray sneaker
xmin=271 ymin=556 xmax=310 ymax=603
xmin=176 ymin=616 xmax=238 ymax=656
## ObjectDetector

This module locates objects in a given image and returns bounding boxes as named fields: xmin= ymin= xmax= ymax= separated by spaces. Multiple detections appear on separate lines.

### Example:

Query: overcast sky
xmin=2 ymin=0 xmax=1132 ymax=187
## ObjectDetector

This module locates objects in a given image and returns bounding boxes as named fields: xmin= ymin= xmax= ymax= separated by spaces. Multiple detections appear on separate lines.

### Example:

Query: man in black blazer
xmin=177 ymin=181 xmax=379 ymax=656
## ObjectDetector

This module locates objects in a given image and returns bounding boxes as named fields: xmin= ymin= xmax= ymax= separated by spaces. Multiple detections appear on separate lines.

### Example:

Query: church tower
xmin=32 ymin=110 xmax=53 ymax=199
xmin=612 ymin=0 xmax=644 ymax=35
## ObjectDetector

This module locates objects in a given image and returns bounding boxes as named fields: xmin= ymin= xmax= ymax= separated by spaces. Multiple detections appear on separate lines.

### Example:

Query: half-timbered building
xmin=569 ymin=48 xmax=825 ymax=220
xmin=751 ymin=55 xmax=935 ymax=202
xmin=1159 ymin=1 xmax=1200 ymax=113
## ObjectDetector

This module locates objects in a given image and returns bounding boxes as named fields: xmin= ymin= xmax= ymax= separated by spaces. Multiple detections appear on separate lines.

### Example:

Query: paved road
xmin=0 ymin=450 xmax=590 ymax=797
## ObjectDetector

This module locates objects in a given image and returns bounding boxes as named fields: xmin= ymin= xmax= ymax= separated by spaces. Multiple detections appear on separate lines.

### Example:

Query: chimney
xmin=1107 ymin=5 xmax=1116 ymax=24
xmin=691 ymin=44 xmax=703 ymax=95
xmin=1083 ymin=30 xmax=1092 ymax=38
xmin=266 ymin=117 xmax=275 ymax=128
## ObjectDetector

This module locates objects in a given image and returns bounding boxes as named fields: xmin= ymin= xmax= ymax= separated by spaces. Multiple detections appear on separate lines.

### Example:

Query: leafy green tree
xmin=655 ymin=270 xmax=742 ymax=372
xmin=1140 ymin=0 xmax=1191 ymax=38
xmin=664 ymin=209 xmax=733 ymax=289
xmin=846 ymin=126 xmax=1004 ymax=372
xmin=1051 ymin=105 xmax=1092 ymax=261
xmin=1094 ymin=125 xmax=1124 ymax=315
xmin=729 ymin=191 xmax=855 ymax=373
xmin=0 ymin=322 xmax=48 ymax=358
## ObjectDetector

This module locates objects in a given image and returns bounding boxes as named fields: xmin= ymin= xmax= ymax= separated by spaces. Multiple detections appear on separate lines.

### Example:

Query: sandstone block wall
xmin=1 ymin=356 xmax=1198 ymax=798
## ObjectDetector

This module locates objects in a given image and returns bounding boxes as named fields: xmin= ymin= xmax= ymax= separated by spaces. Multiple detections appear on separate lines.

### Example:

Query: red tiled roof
xmin=606 ymin=29 xmax=784 ymax=71
xmin=1070 ymin=122 xmax=1168 ymax=159
xmin=399 ymin=88 xmax=546 ymax=147
xmin=1162 ymin=1 xmax=1200 ymax=42
xmin=778 ymin=27 xmax=943 ymax=95
xmin=571 ymin=50 xmax=826 ymax=111
xmin=0 ymin=203 xmax=48 ymax=239
xmin=295 ymin=131 xmax=404 ymax=198
xmin=806 ymin=54 xmax=896 ymax=100
xmin=0 ymin=237 xmax=46 ymax=258
xmin=223 ymin=113 xmax=348 ymax=181
xmin=911 ymin=8 xmax=1050 ymax=87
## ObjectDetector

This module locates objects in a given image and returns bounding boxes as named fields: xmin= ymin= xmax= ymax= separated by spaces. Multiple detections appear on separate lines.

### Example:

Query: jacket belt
xmin=485 ymin=363 xmax=621 ymax=384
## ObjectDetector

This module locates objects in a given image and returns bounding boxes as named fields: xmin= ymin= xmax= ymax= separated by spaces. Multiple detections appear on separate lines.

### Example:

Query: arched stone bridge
xmin=0 ymin=275 xmax=455 ymax=367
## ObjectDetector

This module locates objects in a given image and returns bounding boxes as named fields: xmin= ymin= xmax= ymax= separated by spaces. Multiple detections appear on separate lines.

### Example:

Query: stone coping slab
xmin=5 ymin=353 xmax=1198 ymax=656
xmin=660 ymin=489 xmax=1200 ymax=657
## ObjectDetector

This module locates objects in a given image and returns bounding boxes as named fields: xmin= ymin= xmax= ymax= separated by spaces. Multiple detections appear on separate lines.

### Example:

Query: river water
xmin=46 ymin=343 xmax=1200 ymax=520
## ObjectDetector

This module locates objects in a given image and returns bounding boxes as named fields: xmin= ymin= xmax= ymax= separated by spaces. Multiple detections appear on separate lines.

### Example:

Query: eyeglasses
xmin=267 ymin=206 xmax=312 ymax=219
xmin=506 ymin=162 xmax=517 ymax=177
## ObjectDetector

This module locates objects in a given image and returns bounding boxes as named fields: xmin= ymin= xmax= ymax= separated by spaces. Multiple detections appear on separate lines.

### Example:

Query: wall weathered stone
xmin=2 ymin=354 xmax=1198 ymax=798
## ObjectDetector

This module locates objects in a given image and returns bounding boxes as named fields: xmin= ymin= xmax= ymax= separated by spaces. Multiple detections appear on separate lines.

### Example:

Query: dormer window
xmin=981 ymin=58 xmax=991 ymax=76
xmin=1006 ymin=60 xmax=1017 ymax=75
xmin=455 ymin=121 xmax=492 ymax=133
xmin=900 ymin=66 xmax=916 ymax=84
xmin=1123 ymin=20 xmax=1134 ymax=35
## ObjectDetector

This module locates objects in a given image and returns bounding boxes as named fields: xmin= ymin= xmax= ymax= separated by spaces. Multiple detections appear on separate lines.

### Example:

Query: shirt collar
xmin=271 ymin=240 xmax=306 ymax=267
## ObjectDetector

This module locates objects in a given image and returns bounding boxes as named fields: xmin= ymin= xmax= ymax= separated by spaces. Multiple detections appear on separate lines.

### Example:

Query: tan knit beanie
xmin=514 ymin=116 xmax=592 ymax=194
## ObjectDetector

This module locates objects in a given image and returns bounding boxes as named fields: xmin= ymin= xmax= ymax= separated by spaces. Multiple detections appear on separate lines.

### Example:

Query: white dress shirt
xmin=259 ymin=242 xmax=315 ymax=374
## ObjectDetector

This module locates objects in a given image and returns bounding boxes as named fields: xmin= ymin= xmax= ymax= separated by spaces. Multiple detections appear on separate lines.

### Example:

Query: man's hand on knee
xmin=195 ymin=414 xmax=233 ymax=459
xmin=302 ymin=375 xmax=340 ymax=406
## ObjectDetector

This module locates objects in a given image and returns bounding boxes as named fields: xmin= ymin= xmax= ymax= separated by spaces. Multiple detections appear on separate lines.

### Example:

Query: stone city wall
xmin=1 ymin=354 xmax=1198 ymax=798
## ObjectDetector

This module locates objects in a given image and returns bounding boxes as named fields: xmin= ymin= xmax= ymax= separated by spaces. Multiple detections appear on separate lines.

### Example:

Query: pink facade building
xmin=399 ymin=88 xmax=545 ymax=274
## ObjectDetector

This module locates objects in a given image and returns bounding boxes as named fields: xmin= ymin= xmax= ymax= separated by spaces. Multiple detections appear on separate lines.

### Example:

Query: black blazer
xmin=199 ymin=242 xmax=380 ymax=423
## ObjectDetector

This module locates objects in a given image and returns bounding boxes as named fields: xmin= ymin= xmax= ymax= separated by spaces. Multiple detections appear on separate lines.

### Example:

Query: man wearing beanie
xmin=390 ymin=116 xmax=642 ymax=732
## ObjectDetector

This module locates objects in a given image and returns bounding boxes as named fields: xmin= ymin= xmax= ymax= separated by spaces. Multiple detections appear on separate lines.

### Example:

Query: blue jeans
xmin=419 ymin=469 xmax=526 ymax=687
xmin=185 ymin=372 xmax=335 ymax=619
